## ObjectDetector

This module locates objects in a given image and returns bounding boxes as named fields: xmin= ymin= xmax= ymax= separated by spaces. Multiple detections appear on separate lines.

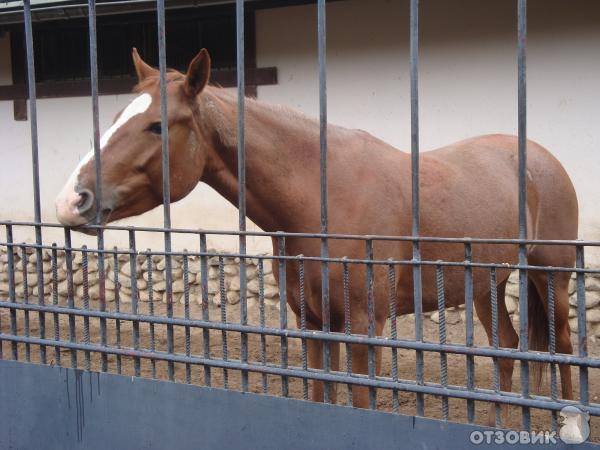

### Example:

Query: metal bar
xmin=87 ymin=0 xmax=107 ymax=374
xmin=23 ymin=0 xmax=46 ymax=365
xmin=343 ymin=259 xmax=353 ymax=406
xmin=436 ymin=265 xmax=448 ymax=421
xmin=259 ymin=259 xmax=268 ymax=394
xmin=5 ymin=220 xmax=600 ymax=247
xmin=547 ymin=271 xmax=558 ymax=431
xmin=183 ymin=251 xmax=191 ymax=384
xmin=20 ymin=245 xmax=31 ymax=362
xmin=299 ymin=258 xmax=308 ymax=400
xmin=277 ymin=236 xmax=289 ymax=397
xmin=490 ymin=268 xmax=501 ymax=427
xmin=410 ymin=0 xmax=424 ymax=417
xmin=236 ymin=0 xmax=249 ymax=394
xmin=576 ymin=245 xmax=589 ymax=405
xmin=4 ymin=332 xmax=600 ymax=417
xmin=50 ymin=243 xmax=61 ymax=366
xmin=129 ymin=230 xmax=141 ymax=376
xmin=156 ymin=0 xmax=174 ymax=382
xmin=388 ymin=261 xmax=399 ymax=413
xmin=517 ymin=0 xmax=530 ymax=430
xmin=64 ymin=228 xmax=77 ymax=368
xmin=145 ymin=251 xmax=155 ymax=378
xmin=114 ymin=249 xmax=122 ymax=374
xmin=5 ymin=225 xmax=18 ymax=360
xmin=81 ymin=246 xmax=91 ymax=371
xmin=464 ymin=243 xmax=475 ymax=422
xmin=317 ymin=0 xmax=331 ymax=405
xmin=199 ymin=234 xmax=211 ymax=386
xmin=4 ymin=240 xmax=600 ymax=274
xmin=366 ymin=240 xmax=376 ymax=409
xmin=2 ymin=300 xmax=599 ymax=368
xmin=219 ymin=256 xmax=228 ymax=389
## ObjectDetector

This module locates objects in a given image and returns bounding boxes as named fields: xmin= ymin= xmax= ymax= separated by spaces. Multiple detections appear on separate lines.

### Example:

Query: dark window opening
xmin=2 ymin=5 xmax=277 ymax=120
xmin=14 ymin=6 xmax=238 ymax=83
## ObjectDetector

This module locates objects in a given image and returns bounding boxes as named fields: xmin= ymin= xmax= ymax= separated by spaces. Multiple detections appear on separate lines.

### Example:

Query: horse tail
xmin=528 ymin=278 xmax=548 ymax=393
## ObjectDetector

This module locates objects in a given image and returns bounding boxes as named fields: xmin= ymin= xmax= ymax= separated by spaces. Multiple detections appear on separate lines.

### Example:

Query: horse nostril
xmin=77 ymin=188 xmax=95 ymax=214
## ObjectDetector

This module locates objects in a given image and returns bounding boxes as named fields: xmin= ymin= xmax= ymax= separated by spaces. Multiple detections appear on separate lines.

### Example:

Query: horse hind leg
xmin=474 ymin=279 xmax=519 ymax=427
xmin=527 ymin=270 xmax=573 ymax=400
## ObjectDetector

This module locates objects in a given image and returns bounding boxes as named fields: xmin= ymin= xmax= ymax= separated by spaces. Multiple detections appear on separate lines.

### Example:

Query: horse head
xmin=55 ymin=48 xmax=212 ymax=233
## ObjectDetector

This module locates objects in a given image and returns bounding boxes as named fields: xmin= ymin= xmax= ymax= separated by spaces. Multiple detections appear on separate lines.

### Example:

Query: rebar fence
xmin=0 ymin=0 xmax=598 ymax=442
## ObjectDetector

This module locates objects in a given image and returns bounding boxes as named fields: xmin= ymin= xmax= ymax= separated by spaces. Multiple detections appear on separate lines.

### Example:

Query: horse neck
xmin=198 ymin=87 xmax=322 ymax=232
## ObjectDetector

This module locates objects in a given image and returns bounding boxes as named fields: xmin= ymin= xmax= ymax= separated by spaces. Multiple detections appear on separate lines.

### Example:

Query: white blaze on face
xmin=55 ymin=93 xmax=153 ymax=225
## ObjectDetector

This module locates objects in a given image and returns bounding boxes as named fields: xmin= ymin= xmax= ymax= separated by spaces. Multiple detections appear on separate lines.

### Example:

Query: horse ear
xmin=184 ymin=49 xmax=211 ymax=98
xmin=132 ymin=47 xmax=158 ymax=82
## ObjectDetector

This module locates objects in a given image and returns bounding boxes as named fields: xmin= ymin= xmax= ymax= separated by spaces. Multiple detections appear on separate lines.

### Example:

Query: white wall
xmin=1 ymin=0 xmax=599 ymax=257
xmin=255 ymin=0 xmax=600 ymax=260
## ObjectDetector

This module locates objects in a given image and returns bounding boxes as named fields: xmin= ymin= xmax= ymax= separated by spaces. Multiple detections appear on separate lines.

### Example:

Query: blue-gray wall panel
xmin=0 ymin=360 xmax=597 ymax=450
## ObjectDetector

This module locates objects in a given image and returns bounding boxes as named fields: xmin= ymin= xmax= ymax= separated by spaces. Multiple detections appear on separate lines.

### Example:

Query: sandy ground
xmin=1 ymin=297 xmax=598 ymax=442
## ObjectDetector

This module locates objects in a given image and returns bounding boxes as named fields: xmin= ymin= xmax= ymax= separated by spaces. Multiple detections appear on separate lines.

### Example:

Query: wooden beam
xmin=0 ymin=67 xmax=277 ymax=101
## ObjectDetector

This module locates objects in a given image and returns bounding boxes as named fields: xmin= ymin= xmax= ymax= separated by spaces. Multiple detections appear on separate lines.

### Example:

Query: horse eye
xmin=147 ymin=122 xmax=162 ymax=135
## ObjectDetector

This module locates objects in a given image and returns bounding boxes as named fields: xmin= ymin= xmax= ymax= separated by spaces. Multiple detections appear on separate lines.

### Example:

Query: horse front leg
xmin=348 ymin=319 xmax=385 ymax=409
xmin=305 ymin=321 xmax=340 ymax=404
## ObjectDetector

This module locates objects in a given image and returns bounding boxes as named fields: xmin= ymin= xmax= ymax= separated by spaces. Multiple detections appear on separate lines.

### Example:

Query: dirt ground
xmin=1 ymin=297 xmax=598 ymax=442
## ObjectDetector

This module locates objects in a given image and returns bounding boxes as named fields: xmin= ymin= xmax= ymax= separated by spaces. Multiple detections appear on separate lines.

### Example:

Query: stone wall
xmin=1 ymin=247 xmax=599 ymax=339
xmin=427 ymin=271 xmax=600 ymax=340
xmin=0 ymin=247 xmax=280 ymax=310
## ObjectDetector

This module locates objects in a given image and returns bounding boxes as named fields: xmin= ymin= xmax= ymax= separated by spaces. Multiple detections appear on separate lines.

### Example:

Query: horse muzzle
xmin=55 ymin=183 xmax=112 ymax=233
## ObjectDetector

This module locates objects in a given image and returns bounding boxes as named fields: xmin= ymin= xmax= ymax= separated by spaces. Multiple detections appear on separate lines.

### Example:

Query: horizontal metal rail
xmin=2 ymin=301 xmax=598 ymax=368
xmin=2 ymin=220 xmax=600 ymax=247
xmin=2 ymin=241 xmax=599 ymax=274
xmin=2 ymin=332 xmax=599 ymax=416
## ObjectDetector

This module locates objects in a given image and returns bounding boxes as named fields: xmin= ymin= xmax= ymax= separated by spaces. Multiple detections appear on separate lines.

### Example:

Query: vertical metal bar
xmin=343 ymin=259 xmax=353 ymax=407
xmin=199 ymin=235 xmax=211 ymax=387
xmin=258 ymin=259 xmax=268 ymax=394
xmin=490 ymin=268 xmax=501 ymax=427
xmin=576 ymin=246 xmax=589 ymax=405
xmin=23 ymin=0 xmax=46 ymax=365
xmin=81 ymin=246 xmax=91 ymax=371
xmin=145 ymin=251 xmax=155 ymax=378
xmin=5 ymin=225 xmax=17 ymax=360
xmin=218 ymin=256 xmax=228 ymax=389
xmin=317 ymin=0 xmax=331 ymax=404
xmin=517 ymin=0 xmax=530 ymax=430
xmin=464 ymin=243 xmax=475 ymax=422
xmin=410 ymin=0 xmax=424 ymax=417
xmin=366 ymin=239 xmax=376 ymax=410
xmin=114 ymin=248 xmax=122 ymax=375
xmin=236 ymin=0 xmax=249 ymax=395
xmin=183 ymin=251 xmax=192 ymax=384
xmin=547 ymin=271 xmax=558 ymax=431
xmin=81 ymin=245 xmax=92 ymax=371
xmin=277 ymin=236 xmax=289 ymax=397
xmin=64 ymin=229 xmax=77 ymax=368
xmin=387 ymin=261 xmax=399 ymax=413
xmin=88 ymin=0 xmax=107 ymax=373
xmin=127 ymin=231 xmax=140 ymax=376
xmin=20 ymin=245 xmax=31 ymax=362
xmin=436 ymin=265 xmax=449 ymax=421
xmin=156 ymin=0 xmax=174 ymax=382
xmin=51 ymin=243 xmax=61 ymax=366
xmin=299 ymin=257 xmax=308 ymax=400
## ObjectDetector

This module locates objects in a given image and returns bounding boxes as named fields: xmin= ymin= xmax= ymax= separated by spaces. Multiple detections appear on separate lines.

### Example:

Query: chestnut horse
xmin=56 ymin=49 xmax=577 ymax=422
